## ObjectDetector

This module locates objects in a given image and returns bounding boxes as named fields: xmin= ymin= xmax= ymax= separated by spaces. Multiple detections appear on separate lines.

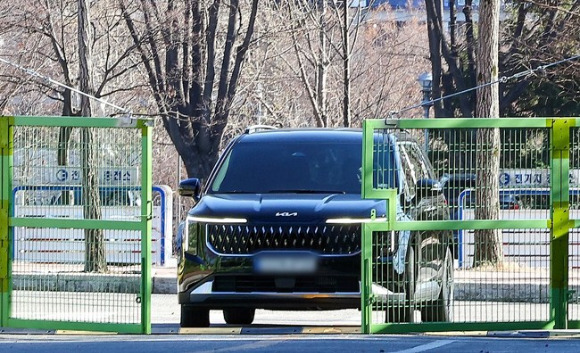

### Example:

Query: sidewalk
xmin=11 ymin=261 xmax=580 ymax=302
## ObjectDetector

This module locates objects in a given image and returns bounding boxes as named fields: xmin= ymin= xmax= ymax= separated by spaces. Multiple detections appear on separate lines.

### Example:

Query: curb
xmin=12 ymin=272 xmax=177 ymax=295
xmin=152 ymin=275 xmax=177 ymax=294
xmin=454 ymin=281 xmax=551 ymax=303
xmin=12 ymin=272 xmax=574 ymax=301
xmin=4 ymin=326 xmax=580 ymax=337
xmin=487 ymin=330 xmax=580 ymax=338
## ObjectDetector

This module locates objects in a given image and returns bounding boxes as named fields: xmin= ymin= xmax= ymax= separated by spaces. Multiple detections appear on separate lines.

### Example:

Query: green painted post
xmin=0 ymin=117 xmax=9 ymax=326
xmin=140 ymin=122 xmax=153 ymax=334
xmin=361 ymin=224 xmax=372 ymax=334
xmin=361 ymin=120 xmax=374 ymax=334
xmin=550 ymin=118 xmax=571 ymax=329
xmin=360 ymin=120 xmax=398 ymax=333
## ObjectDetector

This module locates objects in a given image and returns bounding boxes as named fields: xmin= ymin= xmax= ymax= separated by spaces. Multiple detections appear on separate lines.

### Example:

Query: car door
xmin=397 ymin=140 xmax=448 ymax=300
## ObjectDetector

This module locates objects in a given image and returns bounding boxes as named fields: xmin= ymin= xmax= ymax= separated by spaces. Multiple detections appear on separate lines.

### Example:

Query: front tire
xmin=223 ymin=308 xmax=255 ymax=325
xmin=422 ymin=247 xmax=454 ymax=322
xmin=180 ymin=305 xmax=210 ymax=327
xmin=386 ymin=245 xmax=416 ymax=323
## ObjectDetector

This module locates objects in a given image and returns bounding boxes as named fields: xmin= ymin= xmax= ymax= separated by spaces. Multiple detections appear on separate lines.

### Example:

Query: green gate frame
xmin=0 ymin=116 xmax=153 ymax=334
xmin=361 ymin=117 xmax=579 ymax=333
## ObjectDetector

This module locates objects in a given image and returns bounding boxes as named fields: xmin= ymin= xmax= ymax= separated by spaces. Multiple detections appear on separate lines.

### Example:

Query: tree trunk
xmin=78 ymin=0 xmax=107 ymax=273
xmin=317 ymin=0 xmax=328 ymax=127
xmin=463 ymin=0 xmax=477 ymax=99
xmin=58 ymin=89 xmax=74 ymax=205
xmin=425 ymin=0 xmax=444 ymax=117
xmin=473 ymin=0 xmax=503 ymax=266
xmin=342 ymin=3 xmax=351 ymax=128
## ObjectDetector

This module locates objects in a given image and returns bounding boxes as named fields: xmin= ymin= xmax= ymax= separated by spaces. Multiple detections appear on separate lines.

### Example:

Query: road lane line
xmin=393 ymin=339 xmax=455 ymax=353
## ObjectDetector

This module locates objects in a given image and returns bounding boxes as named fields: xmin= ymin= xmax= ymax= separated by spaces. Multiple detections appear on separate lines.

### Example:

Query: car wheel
xmin=386 ymin=245 xmax=416 ymax=323
xmin=223 ymin=308 xmax=255 ymax=325
xmin=421 ymin=247 xmax=454 ymax=322
xmin=180 ymin=305 xmax=210 ymax=327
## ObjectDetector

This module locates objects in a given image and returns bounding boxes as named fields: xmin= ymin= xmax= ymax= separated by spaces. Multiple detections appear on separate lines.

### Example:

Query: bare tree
xmin=473 ymin=0 xmax=503 ymax=266
xmin=0 ymin=0 xmax=149 ymax=272
xmin=120 ymin=0 xmax=259 ymax=182
xmin=339 ymin=1 xmax=351 ymax=127
xmin=277 ymin=1 xmax=427 ymax=128
xmin=500 ymin=0 xmax=580 ymax=117
xmin=283 ymin=0 xmax=361 ymax=127
xmin=0 ymin=0 xmax=151 ymax=122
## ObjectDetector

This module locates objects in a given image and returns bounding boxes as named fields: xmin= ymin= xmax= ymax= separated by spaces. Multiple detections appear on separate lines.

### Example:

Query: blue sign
xmin=49 ymin=167 xmax=138 ymax=185
xmin=499 ymin=172 xmax=510 ymax=186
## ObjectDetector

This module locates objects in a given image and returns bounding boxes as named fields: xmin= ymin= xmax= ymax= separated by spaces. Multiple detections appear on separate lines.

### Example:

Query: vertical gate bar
xmin=361 ymin=120 xmax=374 ymax=200
xmin=550 ymin=118 xmax=571 ymax=329
xmin=361 ymin=120 xmax=373 ymax=333
xmin=0 ymin=117 xmax=9 ymax=326
xmin=361 ymin=223 xmax=372 ymax=334
xmin=140 ymin=122 xmax=153 ymax=334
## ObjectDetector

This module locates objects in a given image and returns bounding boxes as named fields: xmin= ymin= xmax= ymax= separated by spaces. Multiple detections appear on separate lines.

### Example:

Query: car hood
xmin=188 ymin=193 xmax=387 ymax=223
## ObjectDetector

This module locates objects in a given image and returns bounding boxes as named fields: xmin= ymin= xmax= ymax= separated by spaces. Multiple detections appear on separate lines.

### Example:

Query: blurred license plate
xmin=254 ymin=254 xmax=318 ymax=274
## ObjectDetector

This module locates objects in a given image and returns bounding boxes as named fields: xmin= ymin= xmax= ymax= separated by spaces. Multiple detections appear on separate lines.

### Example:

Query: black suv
xmin=176 ymin=127 xmax=453 ymax=327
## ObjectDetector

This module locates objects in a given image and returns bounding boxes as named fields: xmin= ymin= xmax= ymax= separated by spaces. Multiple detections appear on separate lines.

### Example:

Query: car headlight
xmin=188 ymin=215 xmax=247 ymax=223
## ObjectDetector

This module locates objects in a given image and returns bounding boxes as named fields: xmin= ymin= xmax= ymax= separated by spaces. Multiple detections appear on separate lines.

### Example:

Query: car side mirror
xmin=179 ymin=178 xmax=202 ymax=201
xmin=416 ymin=178 xmax=442 ymax=202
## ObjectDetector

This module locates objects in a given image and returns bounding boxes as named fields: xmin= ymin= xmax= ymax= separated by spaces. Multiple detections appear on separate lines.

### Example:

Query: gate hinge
xmin=551 ymin=118 xmax=572 ymax=151
xmin=141 ymin=201 xmax=153 ymax=221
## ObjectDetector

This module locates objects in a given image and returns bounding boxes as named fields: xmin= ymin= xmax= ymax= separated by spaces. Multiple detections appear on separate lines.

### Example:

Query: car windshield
xmin=210 ymin=140 xmax=364 ymax=194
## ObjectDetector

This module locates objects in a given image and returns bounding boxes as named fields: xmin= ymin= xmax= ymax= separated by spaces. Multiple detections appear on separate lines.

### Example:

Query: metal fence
xmin=12 ymin=185 xmax=172 ymax=266
xmin=361 ymin=118 xmax=578 ymax=333
xmin=0 ymin=116 xmax=152 ymax=334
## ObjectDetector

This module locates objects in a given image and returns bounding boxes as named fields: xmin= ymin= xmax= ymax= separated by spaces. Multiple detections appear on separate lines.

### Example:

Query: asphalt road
xmin=6 ymin=293 xmax=563 ymax=326
xmin=3 ymin=294 xmax=580 ymax=352
xmin=0 ymin=333 xmax=579 ymax=353
xmin=152 ymin=294 xmax=554 ymax=326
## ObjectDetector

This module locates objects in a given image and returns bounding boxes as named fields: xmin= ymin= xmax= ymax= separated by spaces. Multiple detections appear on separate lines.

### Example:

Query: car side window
xmin=398 ymin=142 xmax=431 ymax=202
xmin=211 ymin=153 xmax=232 ymax=192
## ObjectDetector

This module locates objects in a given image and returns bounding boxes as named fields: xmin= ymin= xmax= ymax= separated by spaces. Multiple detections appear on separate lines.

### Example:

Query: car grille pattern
xmin=207 ymin=224 xmax=361 ymax=255
xmin=213 ymin=275 xmax=359 ymax=293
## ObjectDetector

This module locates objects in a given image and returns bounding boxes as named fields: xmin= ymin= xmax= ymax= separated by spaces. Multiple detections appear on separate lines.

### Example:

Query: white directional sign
xmin=48 ymin=167 xmax=139 ymax=185
xmin=499 ymin=168 xmax=580 ymax=188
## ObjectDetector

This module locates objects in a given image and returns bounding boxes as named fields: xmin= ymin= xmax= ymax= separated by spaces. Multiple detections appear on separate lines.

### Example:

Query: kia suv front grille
xmin=207 ymin=224 xmax=361 ymax=255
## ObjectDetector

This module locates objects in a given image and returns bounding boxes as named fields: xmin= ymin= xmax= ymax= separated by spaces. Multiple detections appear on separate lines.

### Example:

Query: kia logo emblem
xmin=276 ymin=212 xmax=298 ymax=217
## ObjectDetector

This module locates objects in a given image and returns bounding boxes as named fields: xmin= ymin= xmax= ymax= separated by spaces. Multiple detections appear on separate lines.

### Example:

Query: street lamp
xmin=418 ymin=72 xmax=433 ymax=153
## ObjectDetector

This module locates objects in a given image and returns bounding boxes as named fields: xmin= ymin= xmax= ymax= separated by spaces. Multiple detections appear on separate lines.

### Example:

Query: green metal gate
xmin=361 ymin=117 xmax=580 ymax=333
xmin=0 ymin=116 xmax=152 ymax=334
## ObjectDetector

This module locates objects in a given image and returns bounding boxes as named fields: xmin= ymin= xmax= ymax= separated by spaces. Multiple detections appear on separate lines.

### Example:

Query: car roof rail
xmin=244 ymin=125 xmax=278 ymax=134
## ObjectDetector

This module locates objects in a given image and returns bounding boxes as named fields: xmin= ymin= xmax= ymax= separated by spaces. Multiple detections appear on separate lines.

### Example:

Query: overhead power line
xmin=393 ymin=54 xmax=580 ymax=117
xmin=2 ymin=52 xmax=579 ymax=120
xmin=0 ymin=57 xmax=131 ymax=116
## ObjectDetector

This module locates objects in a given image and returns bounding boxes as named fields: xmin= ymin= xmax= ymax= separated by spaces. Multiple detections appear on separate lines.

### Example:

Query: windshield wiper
xmin=266 ymin=189 xmax=346 ymax=194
